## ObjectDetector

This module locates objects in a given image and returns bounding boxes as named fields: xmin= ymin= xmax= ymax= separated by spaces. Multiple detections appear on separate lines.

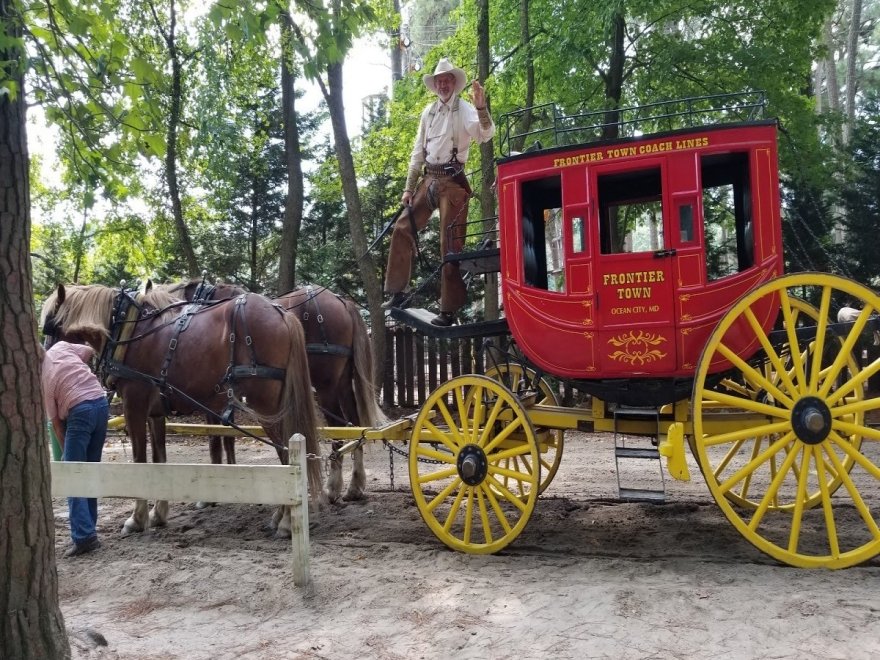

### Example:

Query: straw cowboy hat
xmin=423 ymin=58 xmax=467 ymax=96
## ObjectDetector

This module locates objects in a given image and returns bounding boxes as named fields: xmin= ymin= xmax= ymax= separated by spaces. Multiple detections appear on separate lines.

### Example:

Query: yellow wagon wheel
xmin=701 ymin=296 xmax=862 ymax=511
xmin=485 ymin=364 xmax=564 ymax=495
xmin=409 ymin=375 xmax=540 ymax=554
xmin=693 ymin=273 xmax=880 ymax=568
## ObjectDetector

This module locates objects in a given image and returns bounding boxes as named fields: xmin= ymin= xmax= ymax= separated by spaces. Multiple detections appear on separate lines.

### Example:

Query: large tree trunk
xmin=322 ymin=61 xmax=385 ymax=386
xmin=477 ymin=0 xmax=499 ymax=321
xmin=278 ymin=12 xmax=304 ymax=293
xmin=153 ymin=0 xmax=199 ymax=275
xmin=843 ymin=0 xmax=862 ymax=145
xmin=0 ymin=3 xmax=70 ymax=655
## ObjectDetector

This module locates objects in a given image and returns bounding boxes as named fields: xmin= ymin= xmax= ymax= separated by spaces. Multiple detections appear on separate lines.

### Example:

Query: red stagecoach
xmin=391 ymin=93 xmax=880 ymax=568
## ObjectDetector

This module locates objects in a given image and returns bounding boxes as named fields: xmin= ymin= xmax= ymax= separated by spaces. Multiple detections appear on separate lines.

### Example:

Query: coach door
xmin=593 ymin=161 xmax=678 ymax=375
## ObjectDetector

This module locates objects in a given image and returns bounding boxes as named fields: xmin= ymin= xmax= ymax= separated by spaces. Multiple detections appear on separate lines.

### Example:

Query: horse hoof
xmin=342 ymin=490 xmax=366 ymax=502
xmin=121 ymin=521 xmax=143 ymax=537
xmin=274 ymin=528 xmax=292 ymax=540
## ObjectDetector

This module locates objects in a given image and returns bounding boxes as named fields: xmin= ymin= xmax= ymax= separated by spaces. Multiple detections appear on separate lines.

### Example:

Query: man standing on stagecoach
xmin=381 ymin=58 xmax=495 ymax=326
xmin=41 ymin=341 xmax=109 ymax=557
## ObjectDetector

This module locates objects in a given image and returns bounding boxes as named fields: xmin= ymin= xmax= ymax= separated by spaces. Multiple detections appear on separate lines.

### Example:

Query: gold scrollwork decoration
xmin=607 ymin=331 xmax=668 ymax=366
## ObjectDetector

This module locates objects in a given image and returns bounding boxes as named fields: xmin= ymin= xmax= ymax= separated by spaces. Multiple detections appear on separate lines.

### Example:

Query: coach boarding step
xmin=389 ymin=306 xmax=509 ymax=340
xmin=613 ymin=406 xmax=666 ymax=503
xmin=442 ymin=243 xmax=500 ymax=275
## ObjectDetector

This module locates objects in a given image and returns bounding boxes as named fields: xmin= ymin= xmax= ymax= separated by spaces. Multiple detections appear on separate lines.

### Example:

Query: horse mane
xmin=140 ymin=286 xmax=184 ymax=317
xmin=42 ymin=285 xmax=117 ymax=336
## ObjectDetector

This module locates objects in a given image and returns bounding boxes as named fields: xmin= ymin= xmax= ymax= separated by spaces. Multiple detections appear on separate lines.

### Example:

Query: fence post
xmin=289 ymin=434 xmax=310 ymax=588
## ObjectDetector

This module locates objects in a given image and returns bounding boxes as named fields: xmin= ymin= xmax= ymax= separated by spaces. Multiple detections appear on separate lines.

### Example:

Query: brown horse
xmin=158 ymin=279 xmax=387 ymax=502
xmin=40 ymin=283 xmax=326 ymax=537
xmin=275 ymin=285 xmax=388 ymax=502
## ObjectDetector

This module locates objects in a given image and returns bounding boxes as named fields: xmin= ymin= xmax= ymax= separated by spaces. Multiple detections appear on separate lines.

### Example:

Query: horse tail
xmin=279 ymin=311 xmax=326 ymax=507
xmin=346 ymin=299 xmax=388 ymax=427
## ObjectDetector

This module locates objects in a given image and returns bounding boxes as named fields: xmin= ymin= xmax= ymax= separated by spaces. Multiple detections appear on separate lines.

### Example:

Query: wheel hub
xmin=457 ymin=444 xmax=488 ymax=486
xmin=791 ymin=396 xmax=832 ymax=445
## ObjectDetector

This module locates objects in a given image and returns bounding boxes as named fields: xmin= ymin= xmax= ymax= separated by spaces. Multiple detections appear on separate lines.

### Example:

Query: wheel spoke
xmin=814 ymin=445 xmax=841 ymax=558
xmin=780 ymin=294 xmax=809 ymax=390
xmin=828 ymin=361 xmax=880 ymax=406
xmin=818 ymin=306 xmax=870 ymax=398
xmin=823 ymin=438 xmax=880 ymax=539
xmin=807 ymin=286 xmax=833 ymax=392
xmin=746 ymin=440 xmax=801 ymax=531
xmin=701 ymin=388 xmax=791 ymax=419
xmin=483 ymin=417 xmax=524 ymax=454
xmin=463 ymin=489 xmax=475 ymax=544
xmin=457 ymin=384 xmax=477 ymax=444
xmin=416 ymin=445 xmax=457 ymax=464
xmin=716 ymin=341 xmax=795 ymax=408
xmin=702 ymin=420 xmax=792 ymax=448
xmin=743 ymin=306 xmax=799 ymax=396
xmin=484 ymin=475 xmax=528 ymax=512
xmin=435 ymin=399 xmax=464 ymax=447
xmin=786 ymin=447 xmax=812 ymax=553
xmin=832 ymin=418 xmax=880 ymax=442
xmin=442 ymin=482 xmax=468 ymax=531
xmin=481 ymin=483 xmax=513 ymax=534
xmin=489 ymin=443 xmax=534 ymax=462
xmin=477 ymin=395 xmax=507 ymax=448
xmin=829 ymin=431 xmax=880 ymax=480
xmin=428 ymin=478 xmax=463 ymax=513
xmin=489 ymin=463 xmax=534 ymax=483
xmin=719 ymin=432 xmax=796 ymax=496
xmin=476 ymin=488 xmax=492 ymax=545
xmin=417 ymin=464 xmax=458 ymax=485
xmin=422 ymin=419 xmax=460 ymax=454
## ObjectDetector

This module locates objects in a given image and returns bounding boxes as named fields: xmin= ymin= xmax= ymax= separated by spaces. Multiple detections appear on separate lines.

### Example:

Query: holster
xmin=451 ymin=170 xmax=472 ymax=197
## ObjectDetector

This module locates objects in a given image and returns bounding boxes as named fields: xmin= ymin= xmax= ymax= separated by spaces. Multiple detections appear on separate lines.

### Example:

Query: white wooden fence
xmin=51 ymin=434 xmax=311 ymax=587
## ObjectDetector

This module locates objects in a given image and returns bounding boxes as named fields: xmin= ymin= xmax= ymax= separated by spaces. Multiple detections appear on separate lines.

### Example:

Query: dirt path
xmin=58 ymin=430 xmax=880 ymax=659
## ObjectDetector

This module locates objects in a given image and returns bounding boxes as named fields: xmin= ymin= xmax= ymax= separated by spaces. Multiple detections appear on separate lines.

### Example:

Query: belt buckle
xmin=443 ymin=164 xmax=456 ymax=175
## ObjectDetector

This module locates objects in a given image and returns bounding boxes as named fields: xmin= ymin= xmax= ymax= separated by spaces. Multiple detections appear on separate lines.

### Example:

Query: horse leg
xmin=196 ymin=431 xmax=225 ymax=509
xmin=147 ymin=413 xmax=170 ymax=528
xmin=122 ymin=403 xmax=151 ymax=536
xmin=343 ymin=444 xmax=367 ymax=501
xmin=326 ymin=441 xmax=344 ymax=503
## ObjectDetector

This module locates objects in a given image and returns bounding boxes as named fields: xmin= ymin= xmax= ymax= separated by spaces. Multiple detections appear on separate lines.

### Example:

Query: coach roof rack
xmin=498 ymin=91 xmax=767 ymax=158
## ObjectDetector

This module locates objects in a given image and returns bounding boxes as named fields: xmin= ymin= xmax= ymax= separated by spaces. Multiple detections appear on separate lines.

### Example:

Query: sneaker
xmin=381 ymin=291 xmax=408 ymax=310
xmin=430 ymin=311 xmax=456 ymax=327
xmin=64 ymin=537 xmax=101 ymax=558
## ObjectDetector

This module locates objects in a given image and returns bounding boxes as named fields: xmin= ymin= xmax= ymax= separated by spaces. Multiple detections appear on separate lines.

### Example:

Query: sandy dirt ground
xmin=55 ymin=419 xmax=880 ymax=660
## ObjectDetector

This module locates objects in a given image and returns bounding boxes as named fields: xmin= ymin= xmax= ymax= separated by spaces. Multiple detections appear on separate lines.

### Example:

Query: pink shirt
xmin=41 ymin=341 xmax=106 ymax=421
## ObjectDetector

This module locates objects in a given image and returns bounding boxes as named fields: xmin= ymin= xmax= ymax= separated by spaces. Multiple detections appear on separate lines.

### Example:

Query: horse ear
xmin=56 ymin=284 xmax=66 ymax=304
xmin=145 ymin=279 xmax=153 ymax=293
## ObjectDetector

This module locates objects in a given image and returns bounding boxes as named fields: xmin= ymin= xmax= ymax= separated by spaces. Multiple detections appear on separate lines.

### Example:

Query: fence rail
xmin=52 ymin=435 xmax=311 ymax=587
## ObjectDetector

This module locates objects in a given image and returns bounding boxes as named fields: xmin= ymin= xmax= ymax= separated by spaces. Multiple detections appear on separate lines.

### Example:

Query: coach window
xmin=598 ymin=167 xmax=664 ymax=254
xmin=701 ymin=152 xmax=753 ymax=280
xmin=522 ymin=175 xmax=565 ymax=292
xmin=571 ymin=216 xmax=587 ymax=254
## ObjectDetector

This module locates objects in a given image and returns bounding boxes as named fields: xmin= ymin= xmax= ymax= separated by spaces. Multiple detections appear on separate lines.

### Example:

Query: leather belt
xmin=424 ymin=162 xmax=463 ymax=176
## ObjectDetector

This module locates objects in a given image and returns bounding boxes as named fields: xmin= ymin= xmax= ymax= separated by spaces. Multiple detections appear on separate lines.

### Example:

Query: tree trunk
xmin=511 ymin=0 xmax=535 ymax=153
xmin=0 ymin=3 xmax=71 ymax=654
xmin=322 ymin=61 xmax=386 ymax=386
xmin=843 ymin=0 xmax=862 ymax=145
xmin=824 ymin=17 xmax=841 ymax=118
xmin=602 ymin=11 xmax=626 ymax=140
xmin=391 ymin=0 xmax=402 ymax=83
xmin=159 ymin=0 xmax=199 ymax=276
xmin=278 ymin=12 xmax=304 ymax=293
xmin=477 ymin=0 xmax=499 ymax=321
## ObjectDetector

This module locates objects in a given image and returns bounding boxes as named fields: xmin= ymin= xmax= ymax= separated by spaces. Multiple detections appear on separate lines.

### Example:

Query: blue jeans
xmin=63 ymin=397 xmax=109 ymax=544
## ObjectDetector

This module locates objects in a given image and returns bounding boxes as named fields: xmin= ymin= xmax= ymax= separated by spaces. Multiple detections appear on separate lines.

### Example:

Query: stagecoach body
xmin=497 ymin=121 xmax=783 ymax=404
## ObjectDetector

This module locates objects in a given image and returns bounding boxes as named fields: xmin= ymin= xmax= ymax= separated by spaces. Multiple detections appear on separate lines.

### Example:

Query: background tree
xmin=0 ymin=1 xmax=69 ymax=655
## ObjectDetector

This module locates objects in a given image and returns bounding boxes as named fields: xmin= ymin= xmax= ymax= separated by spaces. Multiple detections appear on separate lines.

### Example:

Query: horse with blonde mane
xmin=40 ymin=283 xmax=326 ymax=537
